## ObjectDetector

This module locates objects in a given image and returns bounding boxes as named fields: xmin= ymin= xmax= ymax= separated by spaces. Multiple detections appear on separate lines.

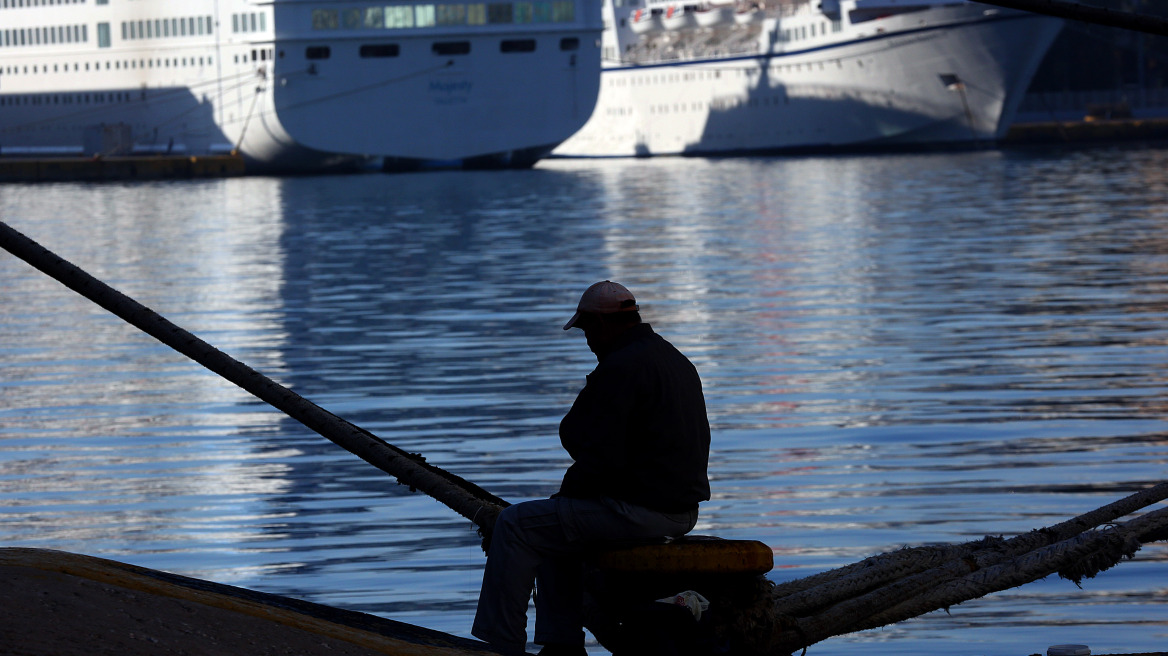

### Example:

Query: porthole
xmin=360 ymin=43 xmax=399 ymax=57
xmin=432 ymin=41 xmax=470 ymax=55
xmin=500 ymin=38 xmax=535 ymax=53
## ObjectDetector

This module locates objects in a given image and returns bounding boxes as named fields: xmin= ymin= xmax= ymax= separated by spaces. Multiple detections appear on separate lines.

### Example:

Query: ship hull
xmin=552 ymin=2 xmax=1062 ymax=158
xmin=0 ymin=0 xmax=602 ymax=172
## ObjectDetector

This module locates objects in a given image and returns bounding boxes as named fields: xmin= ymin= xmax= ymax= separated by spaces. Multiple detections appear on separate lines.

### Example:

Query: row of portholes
xmin=604 ymin=92 xmax=792 ymax=117
xmin=607 ymin=57 xmax=860 ymax=87
xmin=0 ymin=0 xmax=85 ymax=8
xmin=0 ymin=91 xmax=135 ymax=107
xmin=608 ymin=70 xmax=722 ymax=86
xmin=232 ymin=48 xmax=275 ymax=64
xmin=0 ymin=55 xmax=213 ymax=76
xmin=1 ymin=24 xmax=87 ymax=47
xmin=643 ymin=93 xmax=790 ymax=114
xmin=302 ymin=36 xmax=578 ymax=59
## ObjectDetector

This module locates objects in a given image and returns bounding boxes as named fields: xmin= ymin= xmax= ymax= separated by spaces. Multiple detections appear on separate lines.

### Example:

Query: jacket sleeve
xmin=556 ymin=360 xmax=642 ymax=499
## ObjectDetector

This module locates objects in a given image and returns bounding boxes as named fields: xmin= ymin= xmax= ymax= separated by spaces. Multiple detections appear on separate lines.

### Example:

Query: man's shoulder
xmin=603 ymin=326 xmax=695 ymax=372
xmin=602 ymin=324 xmax=659 ymax=360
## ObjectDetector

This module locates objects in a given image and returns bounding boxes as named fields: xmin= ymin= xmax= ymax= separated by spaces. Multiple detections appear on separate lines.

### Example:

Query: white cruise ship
xmin=0 ymin=0 xmax=602 ymax=171
xmin=552 ymin=0 xmax=1062 ymax=157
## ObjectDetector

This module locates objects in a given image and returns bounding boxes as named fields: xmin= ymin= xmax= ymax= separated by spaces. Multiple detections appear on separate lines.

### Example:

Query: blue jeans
xmin=472 ymin=497 xmax=698 ymax=654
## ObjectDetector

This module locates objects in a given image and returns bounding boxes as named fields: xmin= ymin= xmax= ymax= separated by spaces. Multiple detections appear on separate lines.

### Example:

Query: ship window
xmin=468 ymin=3 xmax=486 ymax=24
xmin=514 ymin=2 xmax=532 ymax=22
xmin=305 ymin=45 xmax=331 ymax=59
xmin=364 ymin=7 xmax=384 ymax=27
xmin=432 ymin=40 xmax=469 ymax=55
xmin=560 ymin=36 xmax=578 ymax=50
xmin=313 ymin=9 xmax=339 ymax=29
xmin=487 ymin=3 xmax=512 ymax=23
xmin=97 ymin=22 xmax=110 ymax=48
xmin=437 ymin=4 xmax=466 ymax=25
xmin=415 ymin=4 xmax=435 ymax=26
xmin=552 ymin=0 xmax=573 ymax=20
xmin=385 ymin=6 xmax=414 ymax=28
xmin=360 ymin=43 xmax=400 ymax=57
xmin=500 ymin=38 xmax=535 ymax=53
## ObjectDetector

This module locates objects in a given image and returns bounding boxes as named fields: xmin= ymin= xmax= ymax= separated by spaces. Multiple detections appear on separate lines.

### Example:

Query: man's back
xmin=558 ymin=322 xmax=711 ymax=513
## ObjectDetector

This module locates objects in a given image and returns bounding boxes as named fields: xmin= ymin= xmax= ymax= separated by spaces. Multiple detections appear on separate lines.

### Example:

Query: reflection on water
xmin=1 ymin=147 xmax=1167 ymax=655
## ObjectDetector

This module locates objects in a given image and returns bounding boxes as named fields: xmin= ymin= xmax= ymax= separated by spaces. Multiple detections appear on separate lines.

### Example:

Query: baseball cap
xmin=563 ymin=281 xmax=640 ymax=330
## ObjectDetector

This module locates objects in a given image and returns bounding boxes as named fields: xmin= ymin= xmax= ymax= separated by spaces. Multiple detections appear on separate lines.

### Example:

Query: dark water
xmin=1 ymin=147 xmax=1166 ymax=655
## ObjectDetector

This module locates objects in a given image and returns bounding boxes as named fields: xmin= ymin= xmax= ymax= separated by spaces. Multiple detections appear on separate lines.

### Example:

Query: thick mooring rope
xmin=769 ymin=481 xmax=1168 ymax=616
xmin=745 ymin=483 xmax=1168 ymax=655
xmin=0 ymin=219 xmax=509 ymax=534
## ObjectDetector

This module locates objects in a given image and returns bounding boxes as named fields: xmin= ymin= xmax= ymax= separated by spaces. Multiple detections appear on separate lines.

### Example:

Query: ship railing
xmin=622 ymin=35 xmax=762 ymax=64
xmin=637 ymin=0 xmax=805 ymax=19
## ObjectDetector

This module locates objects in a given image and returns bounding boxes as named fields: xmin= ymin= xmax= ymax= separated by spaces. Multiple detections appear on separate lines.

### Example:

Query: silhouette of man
xmin=473 ymin=281 xmax=711 ymax=655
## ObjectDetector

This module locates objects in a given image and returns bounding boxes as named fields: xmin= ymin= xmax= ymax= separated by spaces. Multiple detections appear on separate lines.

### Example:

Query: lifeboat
xmin=733 ymin=6 xmax=762 ymax=24
xmin=694 ymin=5 xmax=732 ymax=27
xmin=630 ymin=8 xmax=664 ymax=33
xmin=662 ymin=5 xmax=696 ymax=30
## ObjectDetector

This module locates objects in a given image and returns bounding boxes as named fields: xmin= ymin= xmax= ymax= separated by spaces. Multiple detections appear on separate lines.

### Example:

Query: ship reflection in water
xmin=1 ymin=146 xmax=1167 ymax=655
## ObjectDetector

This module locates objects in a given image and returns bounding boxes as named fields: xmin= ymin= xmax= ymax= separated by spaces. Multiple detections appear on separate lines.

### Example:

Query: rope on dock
xmin=735 ymin=482 xmax=1168 ymax=655
xmin=0 ymin=219 xmax=509 ymax=535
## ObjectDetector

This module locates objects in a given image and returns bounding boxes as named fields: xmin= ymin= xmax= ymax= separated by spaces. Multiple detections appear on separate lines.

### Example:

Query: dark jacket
xmin=557 ymin=323 xmax=711 ymax=513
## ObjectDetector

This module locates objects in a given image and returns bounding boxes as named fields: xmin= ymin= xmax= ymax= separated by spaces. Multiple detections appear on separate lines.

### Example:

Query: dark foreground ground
xmin=0 ymin=548 xmax=503 ymax=656
xmin=2 ymin=548 xmax=1164 ymax=656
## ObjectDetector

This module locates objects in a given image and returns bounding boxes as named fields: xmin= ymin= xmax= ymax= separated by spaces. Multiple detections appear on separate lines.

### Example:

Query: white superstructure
xmin=552 ymin=0 xmax=1062 ymax=157
xmin=0 ymin=0 xmax=602 ymax=171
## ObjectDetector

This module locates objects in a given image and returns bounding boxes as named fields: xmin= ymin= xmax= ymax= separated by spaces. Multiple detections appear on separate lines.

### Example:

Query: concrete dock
xmin=0 ymin=154 xmax=245 ymax=183
xmin=0 ymin=547 xmax=504 ymax=656
xmin=1004 ymin=116 xmax=1168 ymax=145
